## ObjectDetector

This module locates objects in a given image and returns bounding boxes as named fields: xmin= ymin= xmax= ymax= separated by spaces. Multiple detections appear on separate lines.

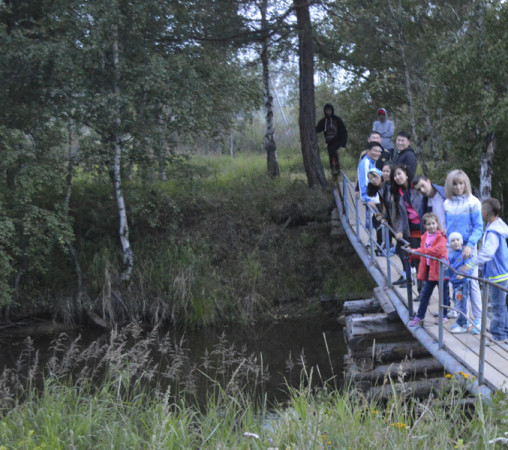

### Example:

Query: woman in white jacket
xmin=444 ymin=170 xmax=484 ymax=333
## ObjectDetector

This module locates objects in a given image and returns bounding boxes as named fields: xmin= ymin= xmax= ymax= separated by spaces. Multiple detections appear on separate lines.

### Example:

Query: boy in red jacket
xmin=408 ymin=213 xmax=448 ymax=327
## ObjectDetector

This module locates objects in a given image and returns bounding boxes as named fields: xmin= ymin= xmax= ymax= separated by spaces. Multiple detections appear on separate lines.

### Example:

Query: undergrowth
xmin=0 ymin=326 xmax=506 ymax=448
xmin=12 ymin=151 xmax=375 ymax=327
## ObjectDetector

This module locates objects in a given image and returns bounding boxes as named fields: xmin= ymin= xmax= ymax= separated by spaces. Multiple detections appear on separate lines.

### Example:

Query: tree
xmin=429 ymin=0 xmax=508 ymax=199
xmin=294 ymin=0 xmax=327 ymax=188
xmin=259 ymin=0 xmax=281 ymax=177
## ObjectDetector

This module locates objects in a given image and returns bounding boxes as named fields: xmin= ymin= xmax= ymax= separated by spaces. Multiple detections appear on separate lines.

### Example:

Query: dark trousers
xmin=396 ymin=236 xmax=421 ymax=289
xmin=416 ymin=276 xmax=450 ymax=320
xmin=327 ymin=142 xmax=340 ymax=170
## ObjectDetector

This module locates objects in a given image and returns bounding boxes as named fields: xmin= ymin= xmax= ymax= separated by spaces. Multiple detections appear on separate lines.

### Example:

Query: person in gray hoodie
xmin=462 ymin=198 xmax=508 ymax=343
xmin=372 ymin=107 xmax=394 ymax=158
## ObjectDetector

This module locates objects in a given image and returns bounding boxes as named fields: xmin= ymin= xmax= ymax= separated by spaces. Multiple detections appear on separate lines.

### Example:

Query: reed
xmin=0 ymin=326 xmax=505 ymax=448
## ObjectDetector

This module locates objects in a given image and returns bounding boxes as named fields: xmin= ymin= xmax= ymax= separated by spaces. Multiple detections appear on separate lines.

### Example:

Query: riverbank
xmin=5 ymin=151 xmax=374 ymax=328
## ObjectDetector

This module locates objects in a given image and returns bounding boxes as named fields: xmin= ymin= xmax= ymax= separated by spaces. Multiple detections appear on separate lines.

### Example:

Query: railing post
xmin=343 ymin=176 xmax=349 ymax=222
xmin=385 ymin=225 xmax=391 ymax=287
xmin=404 ymin=251 xmax=413 ymax=318
xmin=355 ymin=196 xmax=360 ymax=243
xmin=438 ymin=261 xmax=444 ymax=349
xmin=478 ymin=283 xmax=489 ymax=385
xmin=368 ymin=207 xmax=374 ymax=260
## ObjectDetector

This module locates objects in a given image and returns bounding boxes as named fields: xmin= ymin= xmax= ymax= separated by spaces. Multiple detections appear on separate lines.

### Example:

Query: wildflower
xmin=243 ymin=432 xmax=259 ymax=439
xmin=29 ymin=430 xmax=35 ymax=436
xmin=462 ymin=373 xmax=470 ymax=379
xmin=390 ymin=422 xmax=408 ymax=430
xmin=445 ymin=374 xmax=453 ymax=378
xmin=371 ymin=410 xmax=380 ymax=414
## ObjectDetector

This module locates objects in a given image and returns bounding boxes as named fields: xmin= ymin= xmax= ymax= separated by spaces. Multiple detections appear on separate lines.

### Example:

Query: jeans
xmin=454 ymin=282 xmax=471 ymax=327
xmin=416 ymin=279 xmax=438 ymax=320
xmin=489 ymin=280 xmax=508 ymax=341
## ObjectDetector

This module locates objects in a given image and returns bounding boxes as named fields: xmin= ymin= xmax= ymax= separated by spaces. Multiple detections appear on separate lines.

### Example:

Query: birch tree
xmin=259 ymin=0 xmax=280 ymax=177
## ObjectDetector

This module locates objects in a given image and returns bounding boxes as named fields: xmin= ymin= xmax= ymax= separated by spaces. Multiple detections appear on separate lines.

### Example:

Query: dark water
xmin=0 ymin=315 xmax=346 ymax=405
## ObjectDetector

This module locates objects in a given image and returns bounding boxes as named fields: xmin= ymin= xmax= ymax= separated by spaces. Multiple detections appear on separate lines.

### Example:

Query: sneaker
xmin=447 ymin=310 xmax=458 ymax=319
xmin=435 ymin=316 xmax=448 ymax=325
xmin=389 ymin=246 xmax=396 ymax=256
xmin=393 ymin=276 xmax=407 ymax=286
xmin=409 ymin=316 xmax=423 ymax=327
xmin=375 ymin=248 xmax=384 ymax=257
xmin=451 ymin=324 xmax=468 ymax=334
xmin=472 ymin=318 xmax=481 ymax=335
xmin=486 ymin=338 xmax=507 ymax=347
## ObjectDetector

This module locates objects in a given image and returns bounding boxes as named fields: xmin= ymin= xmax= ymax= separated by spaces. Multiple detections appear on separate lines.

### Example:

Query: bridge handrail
xmin=338 ymin=170 xmax=504 ymax=386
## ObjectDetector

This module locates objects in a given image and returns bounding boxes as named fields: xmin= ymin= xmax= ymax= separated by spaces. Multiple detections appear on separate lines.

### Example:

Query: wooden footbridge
xmin=334 ymin=173 xmax=508 ymax=399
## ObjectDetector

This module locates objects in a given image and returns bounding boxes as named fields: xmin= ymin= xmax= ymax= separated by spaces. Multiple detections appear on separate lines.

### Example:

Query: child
xmin=463 ymin=198 xmax=508 ymax=343
xmin=366 ymin=168 xmax=384 ymax=255
xmin=408 ymin=213 xmax=448 ymax=327
xmin=447 ymin=232 xmax=474 ymax=334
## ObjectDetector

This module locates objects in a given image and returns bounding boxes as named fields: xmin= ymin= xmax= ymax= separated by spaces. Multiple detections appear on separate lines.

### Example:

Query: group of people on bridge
xmin=316 ymin=105 xmax=508 ymax=346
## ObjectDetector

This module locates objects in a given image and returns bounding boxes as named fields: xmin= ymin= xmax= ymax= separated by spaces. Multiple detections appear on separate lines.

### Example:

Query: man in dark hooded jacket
xmin=315 ymin=103 xmax=348 ymax=175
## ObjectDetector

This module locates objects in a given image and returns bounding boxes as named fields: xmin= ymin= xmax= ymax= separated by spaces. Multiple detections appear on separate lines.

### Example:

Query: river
xmin=0 ymin=315 xmax=346 ymax=406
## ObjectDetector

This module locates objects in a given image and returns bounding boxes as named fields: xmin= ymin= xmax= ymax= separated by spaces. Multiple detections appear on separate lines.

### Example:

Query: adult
xmin=394 ymin=131 xmax=417 ymax=182
xmin=387 ymin=164 xmax=423 ymax=287
xmin=369 ymin=131 xmax=392 ymax=171
xmin=463 ymin=198 xmax=508 ymax=343
xmin=372 ymin=108 xmax=395 ymax=159
xmin=444 ymin=169 xmax=483 ymax=332
xmin=358 ymin=142 xmax=382 ymax=204
xmin=315 ymin=103 xmax=348 ymax=175
xmin=413 ymin=175 xmax=447 ymax=234
xmin=413 ymin=175 xmax=450 ymax=306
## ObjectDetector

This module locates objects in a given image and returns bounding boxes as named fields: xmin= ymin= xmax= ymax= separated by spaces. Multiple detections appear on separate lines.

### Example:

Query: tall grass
xmin=0 ymin=326 xmax=506 ymax=448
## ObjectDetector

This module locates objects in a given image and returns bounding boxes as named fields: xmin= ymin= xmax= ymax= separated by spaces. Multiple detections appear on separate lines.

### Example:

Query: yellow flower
xmin=391 ymin=422 xmax=409 ymax=430
xmin=371 ymin=410 xmax=380 ymax=414
xmin=29 ymin=430 xmax=35 ymax=436
xmin=445 ymin=374 xmax=453 ymax=378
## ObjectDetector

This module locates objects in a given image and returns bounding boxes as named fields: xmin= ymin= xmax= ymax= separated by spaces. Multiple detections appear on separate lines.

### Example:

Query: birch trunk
xmin=476 ymin=1 xmax=494 ymax=201
xmin=260 ymin=0 xmax=280 ymax=177
xmin=479 ymin=131 xmax=495 ymax=201
xmin=112 ymin=24 xmax=134 ymax=281
xmin=65 ymin=120 xmax=83 ymax=312
xmin=294 ymin=0 xmax=326 ymax=188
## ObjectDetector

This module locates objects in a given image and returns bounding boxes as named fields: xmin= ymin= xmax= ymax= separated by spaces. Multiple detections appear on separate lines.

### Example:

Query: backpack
xmin=324 ymin=118 xmax=337 ymax=143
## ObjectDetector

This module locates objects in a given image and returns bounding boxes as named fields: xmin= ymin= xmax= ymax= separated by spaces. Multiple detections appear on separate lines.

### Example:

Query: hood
xmin=487 ymin=217 xmax=508 ymax=238
xmin=324 ymin=103 xmax=335 ymax=115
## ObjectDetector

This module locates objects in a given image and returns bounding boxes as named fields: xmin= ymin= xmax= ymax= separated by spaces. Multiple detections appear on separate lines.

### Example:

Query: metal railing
xmin=339 ymin=170 xmax=508 ymax=386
